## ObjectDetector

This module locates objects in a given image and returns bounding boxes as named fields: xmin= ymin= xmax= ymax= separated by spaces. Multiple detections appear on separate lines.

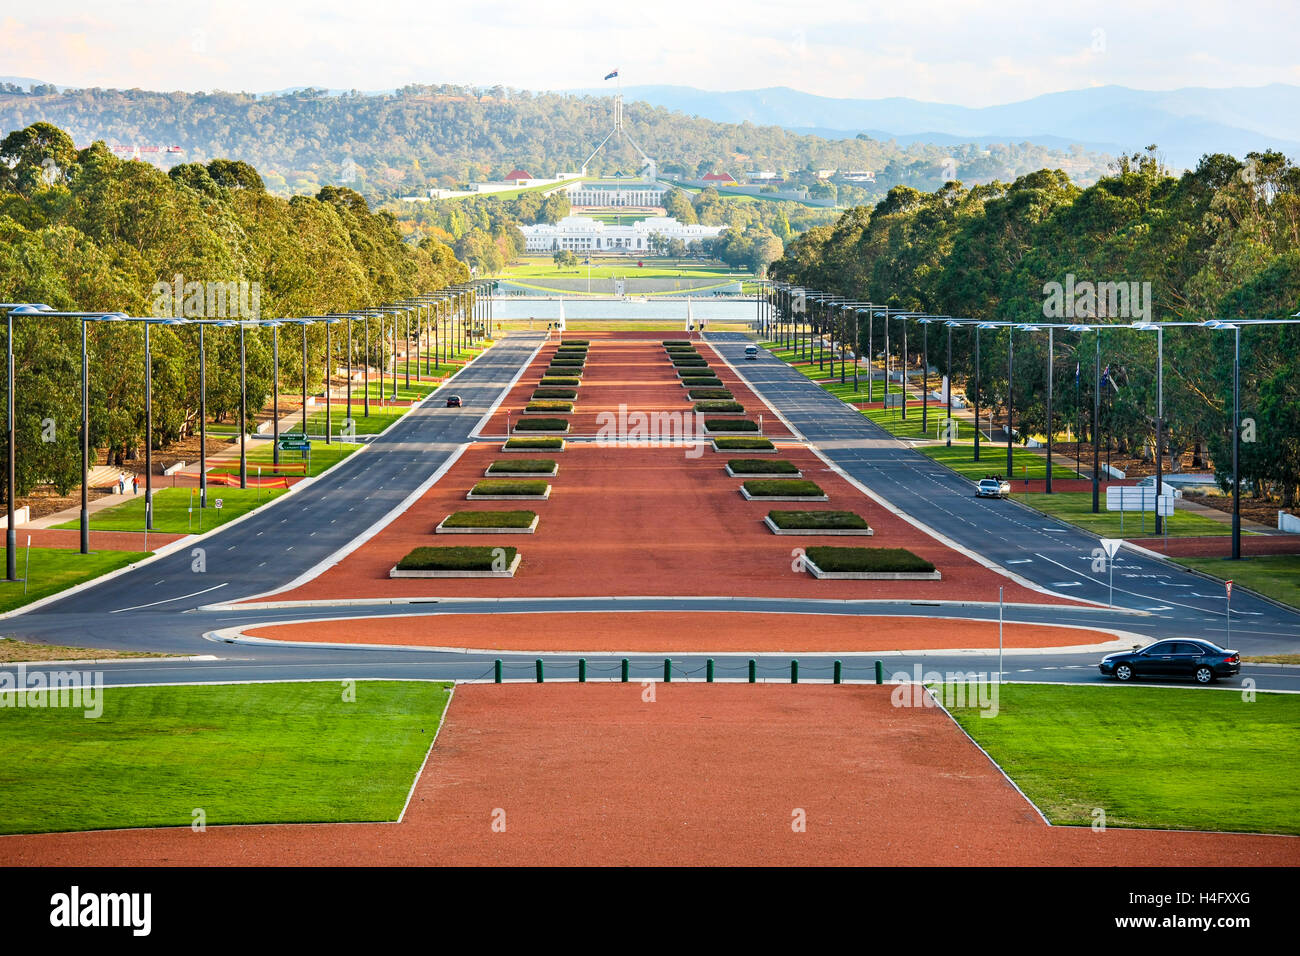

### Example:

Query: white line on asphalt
xmin=110 ymin=582 xmax=229 ymax=614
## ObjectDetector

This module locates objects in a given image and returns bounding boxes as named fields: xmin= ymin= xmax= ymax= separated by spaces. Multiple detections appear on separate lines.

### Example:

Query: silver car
xmin=976 ymin=477 xmax=1010 ymax=498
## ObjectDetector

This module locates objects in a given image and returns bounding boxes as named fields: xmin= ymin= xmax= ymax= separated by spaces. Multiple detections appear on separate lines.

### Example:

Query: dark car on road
xmin=1099 ymin=639 xmax=1240 ymax=684
xmin=445 ymin=395 xmax=462 ymax=408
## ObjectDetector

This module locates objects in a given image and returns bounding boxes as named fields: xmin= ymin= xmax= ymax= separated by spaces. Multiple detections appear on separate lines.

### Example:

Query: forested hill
xmin=0 ymin=84 xmax=1109 ymax=201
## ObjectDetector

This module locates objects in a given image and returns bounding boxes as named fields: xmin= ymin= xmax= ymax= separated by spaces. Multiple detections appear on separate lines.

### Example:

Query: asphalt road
xmin=2 ymin=327 xmax=1297 ymax=692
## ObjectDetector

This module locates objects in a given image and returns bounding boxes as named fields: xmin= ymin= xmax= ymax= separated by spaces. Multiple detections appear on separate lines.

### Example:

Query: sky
xmin=1 ymin=0 xmax=1296 ymax=106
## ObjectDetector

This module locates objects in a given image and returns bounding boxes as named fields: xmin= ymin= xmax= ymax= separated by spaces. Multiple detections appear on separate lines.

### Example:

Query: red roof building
xmin=702 ymin=172 xmax=735 ymax=184
xmin=504 ymin=169 xmax=533 ymax=182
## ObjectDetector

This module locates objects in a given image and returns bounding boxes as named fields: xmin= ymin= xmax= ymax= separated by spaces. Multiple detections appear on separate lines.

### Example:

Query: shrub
xmin=729 ymin=459 xmax=799 ymax=475
xmin=441 ymin=510 xmax=537 ymax=529
xmin=550 ymin=358 xmax=585 ymax=366
xmin=687 ymin=388 xmax=733 ymax=400
xmin=546 ymin=367 xmax=582 ymax=376
xmin=804 ymin=547 xmax=934 ymax=573
xmin=694 ymin=401 xmax=744 ymax=413
xmin=396 ymin=546 xmax=517 ymax=571
xmin=561 ymin=339 xmax=589 ymax=346
xmin=681 ymin=378 xmax=723 ymax=388
xmin=665 ymin=345 xmax=698 ymax=353
xmin=532 ymin=388 xmax=578 ymax=400
xmin=504 ymin=437 xmax=563 ymax=449
xmin=705 ymin=419 xmax=758 ymax=432
xmin=540 ymin=376 xmax=580 ymax=385
xmin=677 ymin=367 xmax=717 ymax=376
xmin=768 ymin=510 xmax=869 ymax=530
xmin=487 ymin=459 xmax=556 ymax=474
xmin=471 ymin=479 xmax=550 ymax=496
xmin=742 ymin=479 xmax=825 ymax=497
xmin=525 ymin=400 xmax=574 ymax=413
xmin=556 ymin=346 xmax=588 ymax=354
xmin=663 ymin=340 xmax=690 ymax=346
xmin=672 ymin=357 xmax=708 ymax=367
xmin=714 ymin=437 xmax=775 ymax=450
xmin=514 ymin=418 xmax=570 ymax=432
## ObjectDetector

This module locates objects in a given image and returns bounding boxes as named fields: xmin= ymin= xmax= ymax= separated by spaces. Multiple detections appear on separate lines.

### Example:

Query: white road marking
xmin=111 ymin=582 xmax=228 ymax=613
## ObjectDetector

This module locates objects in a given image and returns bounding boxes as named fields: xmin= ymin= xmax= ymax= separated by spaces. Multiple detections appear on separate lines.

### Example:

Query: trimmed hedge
xmin=677 ymin=368 xmax=717 ymax=377
xmin=665 ymin=345 xmax=698 ymax=353
xmin=556 ymin=346 xmax=588 ymax=354
xmin=663 ymin=339 xmax=690 ymax=346
xmin=442 ymin=510 xmax=537 ymax=529
xmin=769 ymin=510 xmax=870 ymax=530
xmin=672 ymin=357 xmax=708 ymax=367
xmin=560 ymin=339 xmax=589 ymax=345
xmin=681 ymin=378 xmax=723 ymax=388
xmin=742 ymin=479 xmax=825 ymax=497
xmin=532 ymin=388 xmax=578 ymax=400
xmin=714 ymin=436 xmax=775 ymax=450
xmin=729 ymin=459 xmax=799 ymax=475
xmin=688 ymin=388 xmax=733 ymax=400
xmin=694 ymin=400 xmax=744 ymax=414
xmin=546 ymin=367 xmax=583 ymax=376
xmin=550 ymin=358 xmax=585 ymax=366
xmin=504 ymin=437 xmax=563 ymax=449
xmin=525 ymin=400 xmax=574 ymax=413
xmin=514 ymin=418 xmax=570 ymax=432
xmin=487 ymin=459 xmax=556 ymax=474
xmin=705 ymin=418 xmax=759 ymax=433
xmin=397 ymin=546 xmax=517 ymax=571
xmin=540 ymin=376 xmax=580 ymax=385
xmin=471 ymin=479 xmax=550 ymax=496
xmin=805 ymin=547 xmax=935 ymax=573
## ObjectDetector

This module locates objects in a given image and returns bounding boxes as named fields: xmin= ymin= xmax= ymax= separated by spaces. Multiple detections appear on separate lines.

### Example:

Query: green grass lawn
xmin=208 ymin=440 xmax=362 ymax=478
xmin=56 ymin=486 xmax=286 ymax=534
xmin=1172 ymin=554 xmax=1300 ymax=609
xmin=0 ymin=681 xmax=450 ymax=834
xmin=924 ymin=445 xmax=1081 ymax=481
xmin=950 ymin=684 xmax=1300 ymax=835
xmin=0 ymin=548 xmax=149 ymax=614
xmin=305 ymin=404 xmax=407 ymax=436
xmin=1008 ymin=491 xmax=1232 ymax=537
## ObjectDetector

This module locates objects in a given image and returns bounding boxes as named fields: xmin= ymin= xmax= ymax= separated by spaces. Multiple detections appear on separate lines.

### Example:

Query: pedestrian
xmin=131 ymin=474 xmax=138 ymax=495
xmin=117 ymin=473 xmax=125 ymax=494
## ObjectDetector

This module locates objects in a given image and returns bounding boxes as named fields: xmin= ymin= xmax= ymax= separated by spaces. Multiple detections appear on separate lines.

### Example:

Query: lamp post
xmin=322 ymin=317 xmax=339 ymax=444
xmin=1133 ymin=321 xmax=1164 ymax=530
xmin=265 ymin=319 xmax=282 ymax=464
xmin=1205 ymin=321 xmax=1243 ymax=559
xmin=944 ymin=321 xmax=957 ymax=447
xmin=238 ymin=319 xmax=248 ymax=490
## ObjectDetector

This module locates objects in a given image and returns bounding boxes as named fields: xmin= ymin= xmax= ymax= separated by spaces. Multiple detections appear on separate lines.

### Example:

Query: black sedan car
xmin=445 ymin=395 xmax=462 ymax=408
xmin=1099 ymin=639 xmax=1240 ymax=684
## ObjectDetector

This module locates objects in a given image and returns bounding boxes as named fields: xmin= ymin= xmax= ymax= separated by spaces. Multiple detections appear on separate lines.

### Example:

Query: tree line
xmin=1 ymin=122 xmax=468 ymax=498
xmin=771 ymin=148 xmax=1300 ymax=507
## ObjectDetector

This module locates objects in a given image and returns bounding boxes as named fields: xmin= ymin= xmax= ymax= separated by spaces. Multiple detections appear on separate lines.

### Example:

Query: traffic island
xmin=502 ymin=437 xmax=566 ymax=452
xmin=725 ymin=459 xmax=802 ymax=478
xmin=687 ymin=387 xmax=734 ymax=400
xmin=559 ymin=339 xmax=589 ymax=346
xmin=467 ymin=479 xmax=552 ymax=500
xmin=695 ymin=401 xmax=745 ymax=414
xmin=524 ymin=401 xmax=575 ymax=414
xmin=680 ymin=377 xmax=724 ymax=388
xmin=765 ymin=510 xmax=873 ymax=536
xmin=739 ymin=479 xmax=828 ymax=501
xmin=532 ymin=388 xmax=578 ymax=400
xmin=802 ymin=546 xmax=939 ymax=579
xmin=486 ymin=459 xmax=558 ymax=477
xmin=390 ymin=546 xmax=521 ymax=578
xmin=513 ymin=418 xmax=570 ymax=435
xmin=711 ymin=437 xmax=776 ymax=453
xmin=546 ymin=367 xmax=583 ymax=378
xmin=539 ymin=376 xmax=581 ymax=386
xmin=435 ymin=511 xmax=539 ymax=534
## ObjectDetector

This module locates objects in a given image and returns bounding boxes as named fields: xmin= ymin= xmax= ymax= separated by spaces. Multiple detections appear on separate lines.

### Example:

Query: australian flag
xmin=604 ymin=70 xmax=619 ymax=80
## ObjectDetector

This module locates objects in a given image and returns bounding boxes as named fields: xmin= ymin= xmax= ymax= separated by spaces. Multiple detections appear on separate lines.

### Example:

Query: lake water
xmin=490 ymin=297 xmax=760 ymax=321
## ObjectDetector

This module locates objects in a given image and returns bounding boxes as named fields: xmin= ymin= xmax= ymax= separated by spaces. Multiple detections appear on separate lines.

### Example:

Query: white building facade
xmin=521 ymin=215 xmax=726 ymax=254
xmin=564 ymin=180 xmax=667 ymax=207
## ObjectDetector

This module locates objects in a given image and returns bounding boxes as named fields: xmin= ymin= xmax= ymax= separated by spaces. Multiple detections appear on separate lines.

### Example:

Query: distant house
xmin=702 ymin=172 xmax=736 ymax=186
xmin=504 ymin=169 xmax=533 ymax=183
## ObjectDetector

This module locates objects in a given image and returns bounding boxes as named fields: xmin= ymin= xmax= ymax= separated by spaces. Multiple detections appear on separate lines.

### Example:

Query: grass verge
xmin=1171 ymin=554 xmax=1300 ymax=609
xmin=949 ymin=683 xmax=1300 ymax=835
xmin=0 ymin=681 xmax=449 ymax=834
xmin=57 ymin=487 xmax=286 ymax=534
xmin=1009 ymin=491 xmax=1234 ymax=538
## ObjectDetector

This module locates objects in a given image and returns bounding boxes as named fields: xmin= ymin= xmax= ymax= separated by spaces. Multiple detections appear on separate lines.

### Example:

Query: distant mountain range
xmin=565 ymin=83 xmax=1300 ymax=171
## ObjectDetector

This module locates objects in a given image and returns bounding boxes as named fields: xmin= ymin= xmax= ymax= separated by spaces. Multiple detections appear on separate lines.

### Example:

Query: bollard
xmin=791 ymin=659 xmax=799 ymax=683
xmin=494 ymin=659 xmax=502 ymax=684
xmin=706 ymin=658 xmax=715 ymax=683
xmin=664 ymin=658 xmax=672 ymax=683
xmin=833 ymin=660 xmax=842 ymax=684
xmin=874 ymin=659 xmax=884 ymax=685
xmin=578 ymin=658 xmax=586 ymax=683
xmin=536 ymin=658 xmax=544 ymax=683
xmin=748 ymin=659 xmax=757 ymax=683
xmin=621 ymin=658 xmax=629 ymax=683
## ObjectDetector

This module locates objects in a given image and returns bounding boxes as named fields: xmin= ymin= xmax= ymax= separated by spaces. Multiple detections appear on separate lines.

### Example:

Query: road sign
xmin=1106 ymin=486 xmax=1173 ymax=516
xmin=215 ymin=499 xmax=223 ymax=510
xmin=1226 ymin=580 xmax=1233 ymax=599
xmin=278 ymin=437 xmax=311 ymax=451
xmin=1099 ymin=538 xmax=1123 ymax=559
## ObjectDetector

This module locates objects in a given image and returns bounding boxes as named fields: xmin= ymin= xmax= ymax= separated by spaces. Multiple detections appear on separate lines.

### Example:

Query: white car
xmin=744 ymin=345 xmax=759 ymax=360
xmin=976 ymin=477 xmax=1011 ymax=498
xmin=1135 ymin=476 xmax=1183 ymax=498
